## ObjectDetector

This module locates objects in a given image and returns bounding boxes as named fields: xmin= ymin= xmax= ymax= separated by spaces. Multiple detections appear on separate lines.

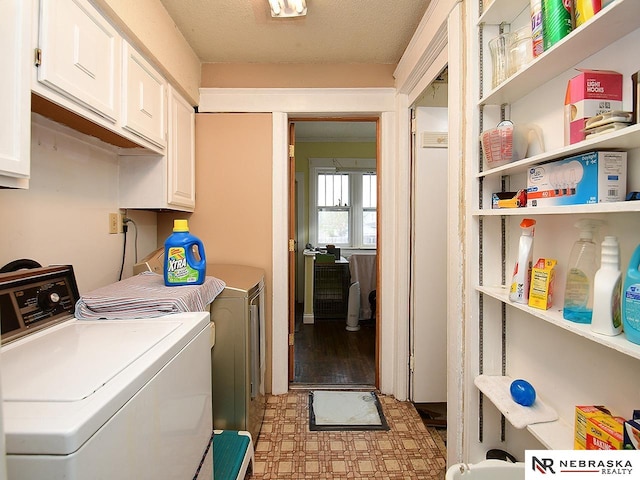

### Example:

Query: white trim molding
xmin=271 ymin=111 xmax=289 ymax=396
xmin=198 ymin=87 xmax=399 ymax=397
xmin=199 ymin=88 xmax=396 ymax=114
xmin=394 ymin=0 xmax=461 ymax=95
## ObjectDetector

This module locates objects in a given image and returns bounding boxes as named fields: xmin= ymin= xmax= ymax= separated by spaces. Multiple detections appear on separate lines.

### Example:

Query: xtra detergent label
xmin=166 ymin=247 xmax=199 ymax=284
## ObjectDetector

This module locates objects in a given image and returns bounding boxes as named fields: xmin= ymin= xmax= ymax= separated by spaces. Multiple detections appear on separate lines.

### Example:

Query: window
xmin=310 ymin=159 xmax=377 ymax=248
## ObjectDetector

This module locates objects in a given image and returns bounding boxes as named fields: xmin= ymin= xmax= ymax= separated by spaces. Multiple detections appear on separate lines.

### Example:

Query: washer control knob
xmin=38 ymin=291 xmax=61 ymax=310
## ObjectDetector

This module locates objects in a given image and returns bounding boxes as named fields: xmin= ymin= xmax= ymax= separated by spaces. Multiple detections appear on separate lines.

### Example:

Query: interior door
xmin=410 ymin=105 xmax=448 ymax=403
xmin=288 ymin=122 xmax=296 ymax=381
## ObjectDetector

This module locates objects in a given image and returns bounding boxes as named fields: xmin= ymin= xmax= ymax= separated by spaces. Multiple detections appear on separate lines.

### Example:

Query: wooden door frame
xmin=287 ymin=116 xmax=381 ymax=387
xmin=288 ymin=122 xmax=296 ymax=380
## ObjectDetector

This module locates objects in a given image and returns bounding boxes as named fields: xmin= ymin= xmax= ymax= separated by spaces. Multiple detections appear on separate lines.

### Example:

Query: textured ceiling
xmin=159 ymin=0 xmax=431 ymax=64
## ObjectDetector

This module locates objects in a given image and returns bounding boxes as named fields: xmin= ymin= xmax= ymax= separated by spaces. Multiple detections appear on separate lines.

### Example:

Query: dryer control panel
xmin=0 ymin=265 xmax=79 ymax=344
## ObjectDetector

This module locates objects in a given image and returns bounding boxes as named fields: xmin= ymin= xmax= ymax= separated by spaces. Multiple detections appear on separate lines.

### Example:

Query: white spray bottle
xmin=562 ymin=219 xmax=604 ymax=323
xmin=509 ymin=218 xmax=536 ymax=304
xmin=591 ymin=236 xmax=623 ymax=336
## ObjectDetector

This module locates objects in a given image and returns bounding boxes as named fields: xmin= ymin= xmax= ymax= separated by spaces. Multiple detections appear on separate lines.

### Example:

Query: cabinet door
xmin=122 ymin=42 xmax=167 ymax=148
xmin=167 ymin=87 xmax=195 ymax=209
xmin=0 ymin=0 xmax=30 ymax=188
xmin=37 ymin=0 xmax=119 ymax=122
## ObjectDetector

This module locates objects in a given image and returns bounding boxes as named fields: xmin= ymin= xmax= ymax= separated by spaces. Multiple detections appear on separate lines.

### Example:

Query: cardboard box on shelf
xmin=564 ymin=69 xmax=623 ymax=145
xmin=492 ymin=190 xmax=527 ymax=209
xmin=575 ymin=405 xmax=613 ymax=450
xmin=528 ymin=258 xmax=556 ymax=310
xmin=586 ymin=416 xmax=625 ymax=450
xmin=526 ymin=151 xmax=627 ymax=208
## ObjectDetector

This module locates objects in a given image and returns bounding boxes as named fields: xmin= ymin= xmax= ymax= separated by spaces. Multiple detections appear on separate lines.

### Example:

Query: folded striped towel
xmin=75 ymin=271 xmax=226 ymax=319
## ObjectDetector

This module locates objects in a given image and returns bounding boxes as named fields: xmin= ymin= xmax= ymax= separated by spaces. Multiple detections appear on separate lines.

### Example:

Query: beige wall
xmin=158 ymin=113 xmax=274 ymax=390
xmin=95 ymin=0 xmax=201 ymax=104
xmin=201 ymin=63 xmax=396 ymax=88
xmin=0 ymin=114 xmax=158 ymax=293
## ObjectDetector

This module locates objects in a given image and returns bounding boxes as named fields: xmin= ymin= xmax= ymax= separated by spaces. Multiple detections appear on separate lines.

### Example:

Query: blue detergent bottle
xmin=622 ymin=244 xmax=640 ymax=344
xmin=164 ymin=219 xmax=206 ymax=286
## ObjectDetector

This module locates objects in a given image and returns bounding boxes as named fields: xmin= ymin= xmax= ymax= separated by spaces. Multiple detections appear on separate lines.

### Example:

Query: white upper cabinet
xmin=167 ymin=86 xmax=195 ymax=209
xmin=36 ymin=0 xmax=120 ymax=122
xmin=118 ymin=88 xmax=195 ymax=212
xmin=122 ymin=42 xmax=167 ymax=148
xmin=0 ymin=0 xmax=31 ymax=188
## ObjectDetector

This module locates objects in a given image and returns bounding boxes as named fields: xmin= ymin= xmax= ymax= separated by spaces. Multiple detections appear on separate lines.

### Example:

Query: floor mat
xmin=308 ymin=390 xmax=390 ymax=431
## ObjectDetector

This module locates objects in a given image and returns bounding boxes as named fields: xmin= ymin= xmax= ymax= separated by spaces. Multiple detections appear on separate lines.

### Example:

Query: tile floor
xmin=248 ymin=391 xmax=446 ymax=479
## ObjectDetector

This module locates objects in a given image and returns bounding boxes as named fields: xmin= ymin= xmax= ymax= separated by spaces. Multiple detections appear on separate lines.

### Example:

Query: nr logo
xmin=533 ymin=456 xmax=556 ymax=474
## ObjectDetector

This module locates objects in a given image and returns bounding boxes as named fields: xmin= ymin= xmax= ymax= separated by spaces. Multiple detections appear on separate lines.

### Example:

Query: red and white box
xmin=564 ymin=69 xmax=623 ymax=145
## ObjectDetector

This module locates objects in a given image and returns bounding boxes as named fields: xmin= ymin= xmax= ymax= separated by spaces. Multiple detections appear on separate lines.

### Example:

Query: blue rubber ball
xmin=510 ymin=379 xmax=536 ymax=406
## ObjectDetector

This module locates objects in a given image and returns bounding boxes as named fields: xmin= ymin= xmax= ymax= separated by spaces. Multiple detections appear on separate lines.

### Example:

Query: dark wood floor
xmin=293 ymin=314 xmax=376 ymax=385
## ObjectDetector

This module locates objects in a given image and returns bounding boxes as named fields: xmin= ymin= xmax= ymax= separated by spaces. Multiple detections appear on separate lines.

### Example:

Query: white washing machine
xmin=0 ymin=265 xmax=213 ymax=480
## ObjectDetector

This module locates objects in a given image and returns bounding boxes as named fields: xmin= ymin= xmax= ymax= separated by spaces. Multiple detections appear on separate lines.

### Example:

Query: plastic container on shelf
xmin=489 ymin=33 xmax=510 ymax=88
xmin=531 ymin=0 xmax=544 ymax=57
xmin=163 ymin=219 xmax=206 ymax=286
xmin=509 ymin=218 xmax=536 ymax=304
xmin=563 ymin=219 xmax=604 ymax=324
xmin=489 ymin=25 xmax=533 ymax=88
xmin=507 ymin=25 xmax=533 ymax=77
xmin=622 ymin=243 xmax=640 ymax=344
xmin=480 ymin=121 xmax=544 ymax=169
xmin=541 ymin=0 xmax=573 ymax=49
xmin=591 ymin=236 xmax=623 ymax=336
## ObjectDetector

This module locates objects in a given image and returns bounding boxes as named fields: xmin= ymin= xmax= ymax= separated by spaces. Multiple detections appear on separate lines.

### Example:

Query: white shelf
xmin=527 ymin=418 xmax=574 ymax=450
xmin=473 ymin=201 xmax=640 ymax=216
xmin=477 ymin=285 xmax=640 ymax=360
xmin=474 ymin=375 xmax=558 ymax=429
xmin=477 ymin=124 xmax=640 ymax=179
xmin=472 ymin=0 xmax=639 ymax=457
xmin=479 ymin=0 xmax=640 ymax=106
xmin=474 ymin=374 xmax=572 ymax=449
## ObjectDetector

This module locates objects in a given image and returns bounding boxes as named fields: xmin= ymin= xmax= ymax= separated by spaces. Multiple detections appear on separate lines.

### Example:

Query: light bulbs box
xmin=526 ymin=151 xmax=627 ymax=208
xmin=564 ymin=69 xmax=623 ymax=145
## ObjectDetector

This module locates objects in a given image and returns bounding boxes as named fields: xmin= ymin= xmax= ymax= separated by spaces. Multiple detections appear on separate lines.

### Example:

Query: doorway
xmin=409 ymin=67 xmax=448 ymax=430
xmin=289 ymin=118 xmax=379 ymax=387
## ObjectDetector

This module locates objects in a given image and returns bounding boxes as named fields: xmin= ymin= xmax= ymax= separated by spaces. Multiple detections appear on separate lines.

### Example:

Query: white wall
xmin=0 ymin=114 xmax=158 ymax=293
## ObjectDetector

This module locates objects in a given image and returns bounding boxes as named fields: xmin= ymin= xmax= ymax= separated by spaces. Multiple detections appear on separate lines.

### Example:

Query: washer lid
xmin=2 ymin=321 xmax=179 ymax=402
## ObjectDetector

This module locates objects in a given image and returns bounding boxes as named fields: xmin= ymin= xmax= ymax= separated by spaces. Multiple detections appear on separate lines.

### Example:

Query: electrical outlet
xmin=109 ymin=213 xmax=118 ymax=234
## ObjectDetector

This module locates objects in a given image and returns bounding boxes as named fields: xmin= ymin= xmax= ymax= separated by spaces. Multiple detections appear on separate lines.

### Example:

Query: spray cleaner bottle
xmin=164 ymin=219 xmax=206 ymax=286
xmin=509 ymin=218 xmax=536 ymax=304
xmin=562 ymin=219 xmax=604 ymax=323
xmin=591 ymin=236 xmax=622 ymax=336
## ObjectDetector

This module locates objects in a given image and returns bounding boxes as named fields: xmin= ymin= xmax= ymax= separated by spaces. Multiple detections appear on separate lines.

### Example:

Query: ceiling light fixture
xmin=268 ymin=0 xmax=307 ymax=18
